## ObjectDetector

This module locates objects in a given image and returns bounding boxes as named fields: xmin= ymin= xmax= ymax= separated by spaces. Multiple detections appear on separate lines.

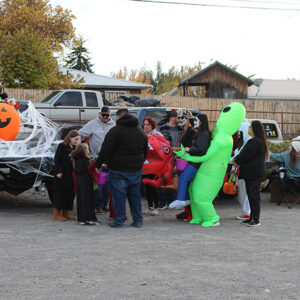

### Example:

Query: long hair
xmin=195 ymin=114 xmax=212 ymax=140
xmin=63 ymin=129 xmax=80 ymax=145
xmin=251 ymin=120 xmax=269 ymax=158
xmin=290 ymin=145 xmax=297 ymax=168
xmin=71 ymin=143 xmax=89 ymax=170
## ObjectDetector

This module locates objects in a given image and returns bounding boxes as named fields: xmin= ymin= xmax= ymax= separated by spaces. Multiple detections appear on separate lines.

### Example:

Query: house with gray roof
xmin=248 ymin=79 xmax=300 ymax=100
xmin=60 ymin=67 xmax=152 ymax=95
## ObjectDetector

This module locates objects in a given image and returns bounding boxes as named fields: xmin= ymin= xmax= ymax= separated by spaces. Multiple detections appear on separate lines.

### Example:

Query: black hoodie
xmin=96 ymin=114 xmax=148 ymax=172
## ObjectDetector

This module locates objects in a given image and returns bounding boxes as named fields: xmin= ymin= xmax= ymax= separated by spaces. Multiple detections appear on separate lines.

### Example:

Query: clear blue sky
xmin=50 ymin=0 xmax=300 ymax=80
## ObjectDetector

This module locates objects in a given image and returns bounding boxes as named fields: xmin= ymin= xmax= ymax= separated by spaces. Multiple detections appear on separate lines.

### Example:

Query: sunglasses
xmin=101 ymin=114 xmax=109 ymax=118
xmin=178 ymin=116 xmax=185 ymax=120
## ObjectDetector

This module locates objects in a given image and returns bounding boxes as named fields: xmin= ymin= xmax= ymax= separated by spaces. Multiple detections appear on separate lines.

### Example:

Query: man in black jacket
xmin=96 ymin=109 xmax=148 ymax=228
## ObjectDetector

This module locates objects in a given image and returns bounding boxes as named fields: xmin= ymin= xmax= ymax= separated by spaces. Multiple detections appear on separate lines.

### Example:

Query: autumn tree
xmin=0 ymin=0 xmax=76 ymax=89
xmin=112 ymin=61 xmax=203 ymax=95
xmin=65 ymin=36 xmax=94 ymax=73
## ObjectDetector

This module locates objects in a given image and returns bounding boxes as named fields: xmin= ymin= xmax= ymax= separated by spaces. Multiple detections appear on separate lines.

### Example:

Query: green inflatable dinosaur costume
xmin=174 ymin=102 xmax=246 ymax=227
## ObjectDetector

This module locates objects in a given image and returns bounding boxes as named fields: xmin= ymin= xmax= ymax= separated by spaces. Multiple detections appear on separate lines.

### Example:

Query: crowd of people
xmin=51 ymin=105 xmax=300 ymax=228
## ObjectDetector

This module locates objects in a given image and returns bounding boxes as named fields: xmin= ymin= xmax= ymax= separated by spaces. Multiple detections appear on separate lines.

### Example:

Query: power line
xmin=229 ymin=0 xmax=300 ymax=5
xmin=129 ymin=0 xmax=300 ymax=11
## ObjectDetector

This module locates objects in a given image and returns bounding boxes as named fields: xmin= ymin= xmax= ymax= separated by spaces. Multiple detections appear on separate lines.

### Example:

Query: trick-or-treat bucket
xmin=98 ymin=172 xmax=108 ymax=186
xmin=176 ymin=158 xmax=188 ymax=172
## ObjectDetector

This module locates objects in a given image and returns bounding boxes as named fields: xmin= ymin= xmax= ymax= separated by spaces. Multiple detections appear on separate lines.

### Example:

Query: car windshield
xmin=41 ymin=91 xmax=61 ymax=104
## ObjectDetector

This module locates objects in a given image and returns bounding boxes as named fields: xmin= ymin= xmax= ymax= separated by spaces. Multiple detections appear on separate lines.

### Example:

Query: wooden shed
xmin=178 ymin=61 xmax=254 ymax=99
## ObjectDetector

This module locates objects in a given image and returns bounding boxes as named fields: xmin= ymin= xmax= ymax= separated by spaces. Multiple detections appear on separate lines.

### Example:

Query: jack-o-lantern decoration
xmin=0 ymin=102 xmax=21 ymax=141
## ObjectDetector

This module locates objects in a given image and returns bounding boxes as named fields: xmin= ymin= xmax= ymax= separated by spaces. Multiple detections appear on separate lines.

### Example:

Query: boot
xmin=53 ymin=208 xmax=67 ymax=221
xmin=62 ymin=210 xmax=76 ymax=220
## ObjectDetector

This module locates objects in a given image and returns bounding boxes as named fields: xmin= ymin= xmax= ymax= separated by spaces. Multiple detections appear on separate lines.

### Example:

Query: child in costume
xmin=71 ymin=143 xmax=99 ymax=225
xmin=53 ymin=130 xmax=81 ymax=221
xmin=169 ymin=114 xmax=211 ymax=210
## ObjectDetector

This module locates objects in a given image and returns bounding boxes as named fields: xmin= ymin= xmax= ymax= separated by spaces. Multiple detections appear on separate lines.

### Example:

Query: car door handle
xmin=80 ymin=109 xmax=85 ymax=112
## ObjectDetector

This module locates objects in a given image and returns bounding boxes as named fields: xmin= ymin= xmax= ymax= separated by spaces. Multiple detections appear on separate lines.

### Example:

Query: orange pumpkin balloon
xmin=0 ymin=103 xmax=21 ymax=141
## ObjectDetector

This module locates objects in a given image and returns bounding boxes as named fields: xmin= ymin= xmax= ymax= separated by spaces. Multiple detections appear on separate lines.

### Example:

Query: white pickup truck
xmin=34 ymin=89 xmax=109 ymax=125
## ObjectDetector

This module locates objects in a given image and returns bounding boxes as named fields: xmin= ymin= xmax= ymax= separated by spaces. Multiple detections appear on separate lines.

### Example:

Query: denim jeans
xmin=177 ymin=164 xmax=197 ymax=200
xmin=95 ymin=184 xmax=109 ymax=209
xmin=109 ymin=170 xmax=143 ymax=227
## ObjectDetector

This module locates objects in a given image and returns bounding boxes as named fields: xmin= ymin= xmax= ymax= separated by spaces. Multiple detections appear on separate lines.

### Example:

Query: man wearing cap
xmin=159 ymin=110 xmax=184 ymax=148
xmin=79 ymin=106 xmax=115 ymax=213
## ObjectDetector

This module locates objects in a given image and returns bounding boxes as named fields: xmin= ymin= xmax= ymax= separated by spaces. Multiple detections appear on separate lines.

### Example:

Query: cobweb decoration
xmin=0 ymin=101 xmax=62 ymax=177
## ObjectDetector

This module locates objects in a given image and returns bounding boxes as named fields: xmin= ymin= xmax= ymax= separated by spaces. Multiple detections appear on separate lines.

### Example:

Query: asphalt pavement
xmin=0 ymin=190 xmax=299 ymax=300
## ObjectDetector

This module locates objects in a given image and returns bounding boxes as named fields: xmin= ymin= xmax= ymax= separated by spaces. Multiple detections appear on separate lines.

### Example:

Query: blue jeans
xmin=177 ymin=164 xmax=197 ymax=200
xmin=95 ymin=184 xmax=109 ymax=209
xmin=109 ymin=170 xmax=143 ymax=227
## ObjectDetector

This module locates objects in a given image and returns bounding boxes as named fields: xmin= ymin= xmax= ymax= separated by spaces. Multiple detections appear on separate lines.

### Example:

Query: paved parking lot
xmin=0 ymin=190 xmax=299 ymax=300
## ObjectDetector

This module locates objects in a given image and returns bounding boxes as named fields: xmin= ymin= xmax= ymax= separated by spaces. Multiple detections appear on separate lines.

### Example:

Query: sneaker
xmin=108 ymin=221 xmax=123 ymax=228
xmin=143 ymin=208 xmax=152 ymax=215
xmin=212 ymin=221 xmax=220 ymax=227
xmin=159 ymin=204 xmax=168 ymax=210
xmin=242 ymin=218 xmax=252 ymax=224
xmin=131 ymin=222 xmax=142 ymax=228
xmin=183 ymin=215 xmax=192 ymax=222
xmin=236 ymin=215 xmax=250 ymax=220
xmin=149 ymin=209 xmax=159 ymax=216
xmin=247 ymin=220 xmax=261 ymax=227
xmin=79 ymin=222 xmax=87 ymax=225
xmin=87 ymin=221 xmax=100 ymax=225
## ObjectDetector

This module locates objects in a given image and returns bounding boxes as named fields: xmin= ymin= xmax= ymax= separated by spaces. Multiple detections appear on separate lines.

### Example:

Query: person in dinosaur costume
xmin=174 ymin=102 xmax=246 ymax=227
xmin=142 ymin=134 xmax=174 ymax=188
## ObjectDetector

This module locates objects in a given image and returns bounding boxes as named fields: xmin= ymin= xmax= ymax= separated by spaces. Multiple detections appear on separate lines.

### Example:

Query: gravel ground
xmin=0 ymin=190 xmax=299 ymax=300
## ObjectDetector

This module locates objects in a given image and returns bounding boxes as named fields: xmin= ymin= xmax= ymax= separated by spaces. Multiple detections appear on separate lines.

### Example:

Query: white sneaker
xmin=87 ymin=221 xmax=98 ymax=225
xmin=149 ymin=209 xmax=159 ymax=216
xmin=212 ymin=221 xmax=220 ymax=227
xmin=79 ymin=222 xmax=86 ymax=225
xmin=143 ymin=208 xmax=152 ymax=215
xmin=169 ymin=200 xmax=190 ymax=209
xmin=159 ymin=204 xmax=168 ymax=210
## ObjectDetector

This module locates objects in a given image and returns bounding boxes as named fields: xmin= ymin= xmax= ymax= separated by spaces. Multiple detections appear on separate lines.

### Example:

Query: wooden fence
xmin=4 ymin=88 xmax=54 ymax=103
xmin=3 ymin=88 xmax=300 ymax=138
xmin=133 ymin=95 xmax=300 ymax=139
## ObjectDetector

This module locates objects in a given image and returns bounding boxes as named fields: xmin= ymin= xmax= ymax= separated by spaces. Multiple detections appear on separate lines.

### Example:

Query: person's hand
xmin=56 ymin=173 xmax=63 ymax=179
xmin=233 ymin=160 xmax=237 ymax=168
xmin=101 ymin=163 xmax=108 ymax=169
xmin=185 ymin=147 xmax=190 ymax=152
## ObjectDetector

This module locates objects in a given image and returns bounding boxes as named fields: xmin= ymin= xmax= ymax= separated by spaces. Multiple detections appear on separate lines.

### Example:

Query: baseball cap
xmin=168 ymin=110 xmax=178 ymax=118
xmin=99 ymin=106 xmax=110 ymax=114
xmin=291 ymin=141 xmax=300 ymax=154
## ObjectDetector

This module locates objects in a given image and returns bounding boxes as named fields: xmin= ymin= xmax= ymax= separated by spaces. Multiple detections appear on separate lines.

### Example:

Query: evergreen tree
xmin=65 ymin=37 xmax=94 ymax=73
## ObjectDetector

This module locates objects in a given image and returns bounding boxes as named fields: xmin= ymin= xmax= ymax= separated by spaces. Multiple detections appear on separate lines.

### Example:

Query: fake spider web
xmin=0 ymin=101 xmax=63 ymax=178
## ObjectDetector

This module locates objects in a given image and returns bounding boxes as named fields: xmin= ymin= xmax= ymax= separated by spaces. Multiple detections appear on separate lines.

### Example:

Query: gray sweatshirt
xmin=79 ymin=117 xmax=115 ymax=159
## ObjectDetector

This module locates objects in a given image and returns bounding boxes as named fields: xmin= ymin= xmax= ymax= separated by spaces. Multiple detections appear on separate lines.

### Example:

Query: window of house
xmin=223 ymin=88 xmax=237 ymax=99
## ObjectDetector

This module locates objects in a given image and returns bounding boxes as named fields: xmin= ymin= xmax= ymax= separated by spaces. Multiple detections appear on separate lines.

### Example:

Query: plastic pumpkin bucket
xmin=176 ymin=158 xmax=188 ymax=172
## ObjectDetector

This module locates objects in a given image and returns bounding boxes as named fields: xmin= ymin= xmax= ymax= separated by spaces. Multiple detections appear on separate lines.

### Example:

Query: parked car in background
xmin=248 ymin=119 xmax=283 ymax=143
xmin=34 ymin=89 xmax=106 ymax=124
xmin=111 ymin=107 xmax=201 ymax=127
